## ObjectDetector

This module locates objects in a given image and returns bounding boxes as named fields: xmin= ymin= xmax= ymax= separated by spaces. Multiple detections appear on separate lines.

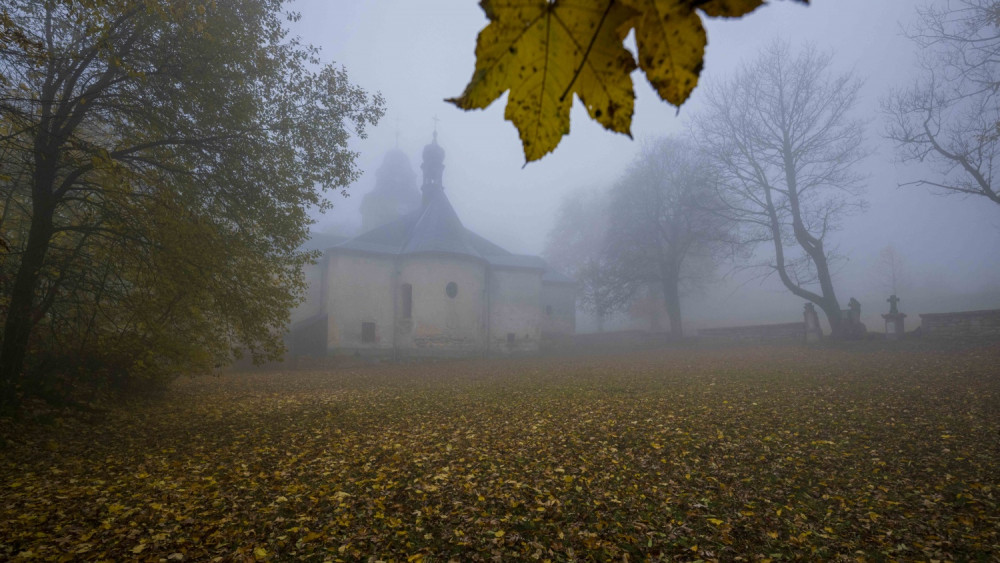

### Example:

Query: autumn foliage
xmin=1 ymin=344 xmax=997 ymax=560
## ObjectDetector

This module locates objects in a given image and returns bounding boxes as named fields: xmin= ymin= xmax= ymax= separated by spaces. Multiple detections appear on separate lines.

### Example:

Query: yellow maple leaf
xmin=449 ymin=0 xmax=637 ymax=162
xmin=621 ymin=0 xmax=771 ymax=106
xmin=452 ymin=0 xmax=807 ymax=162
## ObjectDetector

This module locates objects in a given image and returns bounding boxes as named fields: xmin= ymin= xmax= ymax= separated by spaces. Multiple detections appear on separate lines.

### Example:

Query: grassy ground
xmin=1 ymin=343 xmax=998 ymax=561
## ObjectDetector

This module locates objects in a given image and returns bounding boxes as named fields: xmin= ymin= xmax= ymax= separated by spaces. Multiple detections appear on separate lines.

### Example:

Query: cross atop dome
xmin=421 ymin=125 xmax=445 ymax=203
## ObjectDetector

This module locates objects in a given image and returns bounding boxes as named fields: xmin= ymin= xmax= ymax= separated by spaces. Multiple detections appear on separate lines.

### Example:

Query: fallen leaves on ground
xmin=1 ymin=344 xmax=998 ymax=561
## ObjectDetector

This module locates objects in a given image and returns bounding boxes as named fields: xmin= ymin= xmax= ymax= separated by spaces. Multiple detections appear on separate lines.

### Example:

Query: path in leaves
xmin=2 ymin=344 xmax=998 ymax=561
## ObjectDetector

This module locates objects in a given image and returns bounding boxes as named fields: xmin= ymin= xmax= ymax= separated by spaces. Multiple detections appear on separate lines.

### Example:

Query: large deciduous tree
xmin=597 ymin=137 xmax=726 ymax=338
xmin=0 ymin=0 xmax=383 ymax=408
xmin=542 ymin=188 xmax=615 ymax=330
xmin=691 ymin=41 xmax=867 ymax=338
xmin=883 ymin=0 xmax=1000 ymax=207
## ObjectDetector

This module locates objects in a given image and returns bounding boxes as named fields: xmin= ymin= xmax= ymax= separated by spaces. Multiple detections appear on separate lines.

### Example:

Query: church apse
xmin=291 ymin=129 xmax=575 ymax=360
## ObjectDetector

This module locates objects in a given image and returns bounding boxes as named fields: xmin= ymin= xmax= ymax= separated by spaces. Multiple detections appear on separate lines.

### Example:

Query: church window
xmin=362 ymin=322 xmax=376 ymax=343
xmin=401 ymin=284 xmax=412 ymax=319
xmin=446 ymin=281 xmax=458 ymax=298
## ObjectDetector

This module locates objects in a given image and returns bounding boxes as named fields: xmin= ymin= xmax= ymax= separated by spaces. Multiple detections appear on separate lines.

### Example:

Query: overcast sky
xmin=290 ymin=0 xmax=1000 ymax=328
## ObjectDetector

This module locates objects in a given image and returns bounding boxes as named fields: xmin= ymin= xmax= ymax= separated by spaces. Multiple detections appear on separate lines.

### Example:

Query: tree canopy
xmin=883 ymin=0 xmax=1000 ymax=207
xmin=598 ymin=137 xmax=727 ymax=337
xmin=0 ymin=0 xmax=383 ymax=409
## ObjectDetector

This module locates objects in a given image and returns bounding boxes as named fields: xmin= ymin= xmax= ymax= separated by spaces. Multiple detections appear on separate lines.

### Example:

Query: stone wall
xmin=919 ymin=309 xmax=1000 ymax=340
xmin=288 ymin=314 xmax=328 ymax=357
xmin=289 ymin=258 xmax=325 ymax=325
xmin=541 ymin=282 xmax=576 ymax=338
xmin=489 ymin=268 xmax=543 ymax=355
xmin=399 ymin=255 xmax=486 ymax=354
xmin=326 ymin=253 xmax=397 ymax=353
xmin=698 ymin=322 xmax=805 ymax=342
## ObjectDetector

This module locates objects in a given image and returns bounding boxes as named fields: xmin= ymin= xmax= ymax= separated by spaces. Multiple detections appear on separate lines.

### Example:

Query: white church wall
xmin=400 ymin=255 xmax=486 ymax=355
xmin=541 ymin=282 xmax=576 ymax=338
xmin=489 ymin=268 xmax=543 ymax=354
xmin=326 ymin=252 xmax=396 ymax=354
xmin=290 ymin=259 xmax=325 ymax=325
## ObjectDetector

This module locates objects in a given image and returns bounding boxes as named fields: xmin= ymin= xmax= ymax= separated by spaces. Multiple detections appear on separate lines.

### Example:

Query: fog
xmin=291 ymin=0 xmax=1000 ymax=334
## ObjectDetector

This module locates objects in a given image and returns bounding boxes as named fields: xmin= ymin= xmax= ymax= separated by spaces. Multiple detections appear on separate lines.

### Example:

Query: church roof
xmin=299 ymin=232 xmax=348 ymax=252
xmin=364 ymin=148 xmax=420 ymax=202
xmin=334 ymin=188 xmax=545 ymax=270
xmin=331 ymin=133 xmax=562 ymax=275
xmin=401 ymin=189 xmax=483 ymax=257
xmin=542 ymin=269 xmax=577 ymax=285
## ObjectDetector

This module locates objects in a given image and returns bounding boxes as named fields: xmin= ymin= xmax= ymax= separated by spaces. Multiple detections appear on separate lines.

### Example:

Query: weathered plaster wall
xmin=489 ymin=268 xmax=543 ymax=354
xmin=289 ymin=258 xmax=324 ymax=325
xmin=541 ymin=282 xmax=576 ymax=338
xmin=920 ymin=309 xmax=1000 ymax=340
xmin=399 ymin=255 xmax=486 ymax=354
xmin=326 ymin=253 xmax=395 ymax=353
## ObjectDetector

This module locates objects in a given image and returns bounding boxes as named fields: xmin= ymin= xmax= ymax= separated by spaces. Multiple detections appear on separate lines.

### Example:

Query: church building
xmin=289 ymin=134 xmax=575 ymax=358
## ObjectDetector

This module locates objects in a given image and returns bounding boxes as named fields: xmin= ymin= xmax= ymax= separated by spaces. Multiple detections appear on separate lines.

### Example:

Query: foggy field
xmin=2 ymin=345 xmax=998 ymax=561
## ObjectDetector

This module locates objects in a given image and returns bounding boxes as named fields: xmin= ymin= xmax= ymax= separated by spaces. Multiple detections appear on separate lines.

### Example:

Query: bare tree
xmin=872 ymin=244 xmax=909 ymax=296
xmin=883 ymin=0 xmax=1000 ymax=207
xmin=596 ymin=137 xmax=728 ymax=338
xmin=691 ymin=41 xmax=867 ymax=338
xmin=543 ymin=188 xmax=608 ymax=279
xmin=543 ymin=188 xmax=616 ymax=330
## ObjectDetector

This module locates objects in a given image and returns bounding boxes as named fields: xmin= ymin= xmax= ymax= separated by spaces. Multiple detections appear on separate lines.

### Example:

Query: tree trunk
xmin=649 ymin=286 xmax=663 ymax=332
xmin=0 ymin=155 xmax=57 ymax=411
xmin=817 ymin=298 xmax=843 ymax=339
xmin=781 ymin=146 xmax=845 ymax=339
xmin=661 ymin=272 xmax=682 ymax=339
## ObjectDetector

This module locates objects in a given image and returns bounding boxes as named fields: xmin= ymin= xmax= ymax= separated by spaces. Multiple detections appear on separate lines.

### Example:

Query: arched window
xmin=401 ymin=283 xmax=412 ymax=319
xmin=446 ymin=281 xmax=458 ymax=298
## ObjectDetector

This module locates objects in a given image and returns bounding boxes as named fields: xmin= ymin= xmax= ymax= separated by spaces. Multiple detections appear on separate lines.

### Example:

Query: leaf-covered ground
xmin=2 ymin=343 xmax=998 ymax=561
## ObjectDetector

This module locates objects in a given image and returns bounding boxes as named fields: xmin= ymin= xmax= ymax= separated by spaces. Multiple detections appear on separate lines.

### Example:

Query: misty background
xmin=291 ymin=0 xmax=1000 ymax=333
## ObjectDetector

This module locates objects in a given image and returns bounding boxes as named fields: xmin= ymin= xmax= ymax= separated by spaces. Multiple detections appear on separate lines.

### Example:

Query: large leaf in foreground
xmin=448 ymin=0 xmax=637 ymax=162
xmin=451 ymin=0 xmax=808 ymax=163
